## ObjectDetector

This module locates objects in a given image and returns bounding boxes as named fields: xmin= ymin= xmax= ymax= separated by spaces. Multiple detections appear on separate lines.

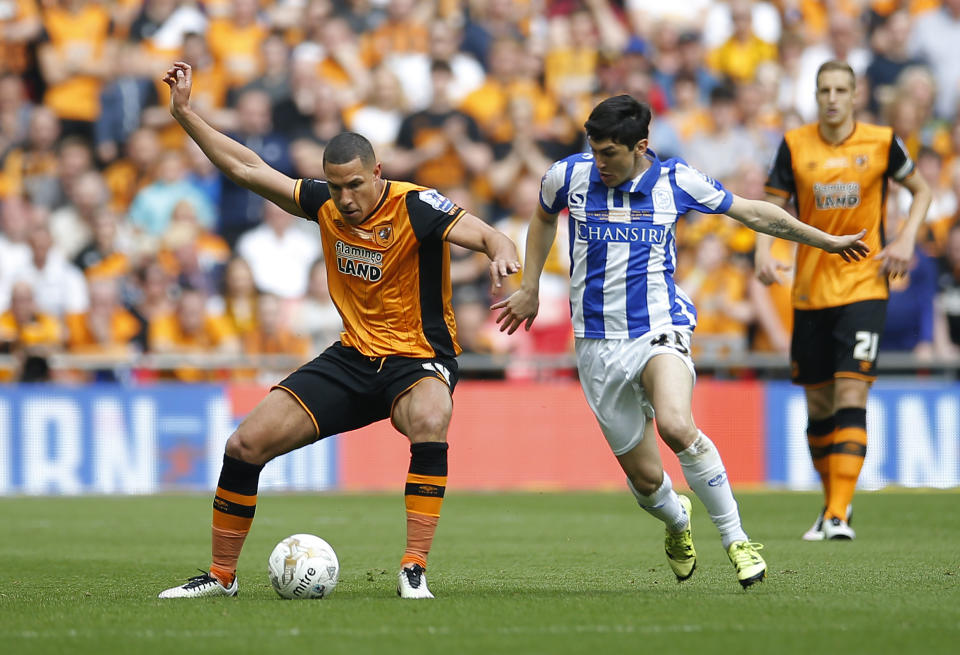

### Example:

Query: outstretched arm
xmin=491 ymin=205 xmax=559 ymax=334
xmin=444 ymin=213 xmax=521 ymax=295
xmin=162 ymin=62 xmax=306 ymax=218
xmin=727 ymin=195 xmax=869 ymax=262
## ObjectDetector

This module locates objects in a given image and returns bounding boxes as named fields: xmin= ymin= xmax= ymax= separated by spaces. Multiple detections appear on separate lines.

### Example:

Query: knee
xmin=225 ymin=426 xmax=270 ymax=466
xmin=403 ymin=408 xmax=451 ymax=444
xmin=628 ymin=463 xmax=664 ymax=496
xmin=656 ymin=412 xmax=698 ymax=451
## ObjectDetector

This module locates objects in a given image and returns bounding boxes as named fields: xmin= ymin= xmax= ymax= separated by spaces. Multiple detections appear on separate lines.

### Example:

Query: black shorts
xmin=274 ymin=342 xmax=459 ymax=439
xmin=791 ymin=299 xmax=887 ymax=386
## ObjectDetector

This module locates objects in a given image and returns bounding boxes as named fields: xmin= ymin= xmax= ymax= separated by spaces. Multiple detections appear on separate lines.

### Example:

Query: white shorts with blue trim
xmin=575 ymin=330 xmax=696 ymax=456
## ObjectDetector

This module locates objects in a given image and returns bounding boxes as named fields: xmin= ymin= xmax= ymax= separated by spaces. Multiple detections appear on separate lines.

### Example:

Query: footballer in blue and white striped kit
xmin=495 ymin=94 xmax=870 ymax=589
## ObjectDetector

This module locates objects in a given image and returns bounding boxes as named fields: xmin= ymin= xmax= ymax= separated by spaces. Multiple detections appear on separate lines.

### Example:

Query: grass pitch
xmin=1 ymin=490 xmax=958 ymax=655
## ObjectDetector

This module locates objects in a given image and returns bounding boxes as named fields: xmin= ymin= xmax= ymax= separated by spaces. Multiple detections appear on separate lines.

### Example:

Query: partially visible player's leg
xmin=643 ymin=352 xmax=766 ymax=588
xmin=618 ymin=423 xmax=696 ymax=581
xmin=823 ymin=380 xmax=870 ymax=539
xmin=803 ymin=385 xmax=836 ymax=540
xmin=159 ymin=388 xmax=317 ymax=598
xmin=392 ymin=376 xmax=455 ymax=599
xmin=643 ymin=354 xmax=748 ymax=548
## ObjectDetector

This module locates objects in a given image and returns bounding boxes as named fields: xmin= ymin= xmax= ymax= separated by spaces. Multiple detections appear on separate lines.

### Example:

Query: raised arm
xmin=444 ymin=212 xmax=521 ymax=294
xmin=727 ymin=195 xmax=869 ymax=262
xmin=162 ymin=62 xmax=306 ymax=218
xmin=491 ymin=205 xmax=559 ymax=334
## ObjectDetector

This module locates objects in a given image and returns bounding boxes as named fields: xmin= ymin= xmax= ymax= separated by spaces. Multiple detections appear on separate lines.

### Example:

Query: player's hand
xmin=491 ymin=287 xmax=539 ymax=334
xmin=162 ymin=61 xmax=193 ymax=116
xmin=874 ymin=236 xmax=914 ymax=279
xmin=828 ymin=229 xmax=870 ymax=262
xmin=754 ymin=251 xmax=791 ymax=286
xmin=488 ymin=257 xmax=521 ymax=295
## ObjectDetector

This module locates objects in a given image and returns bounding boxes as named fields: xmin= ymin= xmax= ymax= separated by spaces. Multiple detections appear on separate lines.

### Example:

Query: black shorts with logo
xmin=791 ymin=299 xmax=887 ymax=386
xmin=274 ymin=342 xmax=459 ymax=439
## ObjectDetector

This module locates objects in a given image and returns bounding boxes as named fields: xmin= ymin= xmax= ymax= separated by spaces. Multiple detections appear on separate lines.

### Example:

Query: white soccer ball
xmin=267 ymin=533 xmax=340 ymax=599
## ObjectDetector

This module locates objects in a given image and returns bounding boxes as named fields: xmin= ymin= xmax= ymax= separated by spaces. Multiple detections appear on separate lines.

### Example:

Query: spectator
xmin=683 ymin=84 xmax=761 ymax=184
xmin=290 ymin=258 xmax=342 ymax=355
xmin=158 ymin=199 xmax=231 ymax=298
xmin=128 ymin=148 xmax=216 ymax=239
xmin=656 ymin=30 xmax=721 ymax=108
xmin=909 ymin=0 xmax=960 ymax=119
xmin=217 ymin=88 xmax=292 ymax=246
xmin=216 ymin=256 xmax=259 ymax=341
xmin=389 ymin=60 xmax=492 ymax=190
xmin=865 ymin=9 xmax=925 ymax=115
xmin=795 ymin=12 xmax=871 ymax=121
xmin=706 ymin=0 xmax=778 ymax=84
xmin=231 ymin=30 xmax=293 ymax=110
xmin=93 ymin=40 xmax=159 ymax=165
xmin=900 ymin=147 xmax=957 ymax=255
xmin=749 ymin=238 xmax=795 ymax=354
xmin=236 ymin=199 xmax=321 ymax=300
xmin=130 ymin=257 xmax=175 ymax=325
xmin=0 ymin=0 xmax=42 ymax=80
xmin=147 ymin=286 xmax=240 ymax=382
xmin=677 ymin=232 xmax=754 ymax=359
xmin=0 ymin=279 xmax=63 ymax=382
xmin=65 ymin=275 xmax=143 ymax=361
xmin=345 ymin=65 xmax=407 ymax=153
xmin=242 ymin=292 xmax=309 ymax=360
xmin=16 ymin=221 xmax=89 ymax=317
xmin=880 ymin=242 xmax=938 ymax=359
xmin=934 ymin=222 xmax=960 ymax=356
xmin=0 ymin=73 xmax=33 ymax=161
xmin=206 ymin=0 xmax=267 ymax=91
xmin=0 ymin=105 xmax=60 ymax=207
xmin=0 ymin=196 xmax=32 ymax=313
xmin=103 ymin=127 xmax=162 ymax=214
xmin=36 ymin=0 xmax=116 ymax=142
xmin=361 ymin=0 xmax=430 ymax=68
xmin=72 ymin=211 xmax=132 ymax=282
xmin=384 ymin=19 xmax=486 ymax=113
xmin=48 ymin=170 xmax=109 ymax=259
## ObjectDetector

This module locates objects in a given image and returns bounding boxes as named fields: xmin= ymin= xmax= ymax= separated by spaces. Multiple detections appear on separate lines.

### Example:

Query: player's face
xmin=587 ymin=136 xmax=648 ymax=187
xmin=324 ymin=158 xmax=384 ymax=225
xmin=816 ymin=69 xmax=856 ymax=128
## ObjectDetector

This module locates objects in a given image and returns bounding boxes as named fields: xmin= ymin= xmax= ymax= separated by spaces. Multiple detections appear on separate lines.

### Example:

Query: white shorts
xmin=575 ymin=330 xmax=696 ymax=456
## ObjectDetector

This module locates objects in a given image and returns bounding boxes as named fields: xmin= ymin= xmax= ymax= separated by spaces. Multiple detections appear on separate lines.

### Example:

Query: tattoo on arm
xmin=764 ymin=217 xmax=818 ymax=246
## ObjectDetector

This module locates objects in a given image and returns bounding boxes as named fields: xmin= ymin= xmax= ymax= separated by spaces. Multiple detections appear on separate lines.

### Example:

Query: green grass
xmin=1 ymin=491 xmax=958 ymax=655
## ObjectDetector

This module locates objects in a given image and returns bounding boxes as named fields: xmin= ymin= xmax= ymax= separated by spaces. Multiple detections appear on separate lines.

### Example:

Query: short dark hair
xmin=323 ymin=132 xmax=376 ymax=167
xmin=584 ymin=95 xmax=651 ymax=149
xmin=816 ymin=60 xmax=856 ymax=89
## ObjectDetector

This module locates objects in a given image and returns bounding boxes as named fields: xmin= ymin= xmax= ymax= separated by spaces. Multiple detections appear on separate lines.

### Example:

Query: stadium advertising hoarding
xmin=0 ymin=380 xmax=956 ymax=494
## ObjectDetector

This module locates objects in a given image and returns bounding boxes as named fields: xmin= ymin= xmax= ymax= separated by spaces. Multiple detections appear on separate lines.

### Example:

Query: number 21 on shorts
xmin=853 ymin=330 xmax=879 ymax=362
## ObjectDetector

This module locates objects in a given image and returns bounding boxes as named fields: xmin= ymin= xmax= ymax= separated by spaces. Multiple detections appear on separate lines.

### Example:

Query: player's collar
xmin=591 ymin=149 xmax=661 ymax=194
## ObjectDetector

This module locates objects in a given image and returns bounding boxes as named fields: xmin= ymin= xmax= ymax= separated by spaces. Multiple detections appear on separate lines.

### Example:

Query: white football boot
xmin=397 ymin=564 xmax=434 ymax=599
xmin=159 ymin=571 xmax=238 ymax=598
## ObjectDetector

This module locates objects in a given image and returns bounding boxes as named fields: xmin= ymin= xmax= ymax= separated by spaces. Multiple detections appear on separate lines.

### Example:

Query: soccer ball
xmin=267 ymin=533 xmax=340 ymax=599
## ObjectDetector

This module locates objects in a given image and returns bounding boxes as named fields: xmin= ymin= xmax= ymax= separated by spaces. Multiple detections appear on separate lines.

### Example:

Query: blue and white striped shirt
xmin=540 ymin=150 xmax=734 ymax=339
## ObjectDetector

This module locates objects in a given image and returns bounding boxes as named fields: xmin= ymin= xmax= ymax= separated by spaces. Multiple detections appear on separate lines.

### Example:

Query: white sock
xmin=627 ymin=471 xmax=688 ymax=533
xmin=676 ymin=432 xmax=748 ymax=549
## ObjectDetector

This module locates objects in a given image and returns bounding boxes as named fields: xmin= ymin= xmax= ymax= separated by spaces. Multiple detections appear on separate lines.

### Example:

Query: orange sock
xmin=209 ymin=455 xmax=263 ymax=585
xmin=806 ymin=415 xmax=836 ymax=507
xmin=826 ymin=408 xmax=867 ymax=520
xmin=401 ymin=442 xmax=448 ymax=570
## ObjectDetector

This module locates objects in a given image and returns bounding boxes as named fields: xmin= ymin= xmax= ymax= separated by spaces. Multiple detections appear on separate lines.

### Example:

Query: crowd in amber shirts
xmin=2 ymin=0 xmax=960 ymax=383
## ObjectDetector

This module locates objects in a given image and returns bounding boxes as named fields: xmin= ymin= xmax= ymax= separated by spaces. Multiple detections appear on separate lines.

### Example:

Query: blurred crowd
xmin=1 ymin=0 xmax=960 ymax=383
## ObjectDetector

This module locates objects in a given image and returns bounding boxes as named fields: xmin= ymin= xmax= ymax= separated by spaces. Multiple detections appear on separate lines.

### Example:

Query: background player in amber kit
xmin=157 ymin=62 xmax=520 ymax=599
xmin=755 ymin=61 xmax=931 ymax=541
